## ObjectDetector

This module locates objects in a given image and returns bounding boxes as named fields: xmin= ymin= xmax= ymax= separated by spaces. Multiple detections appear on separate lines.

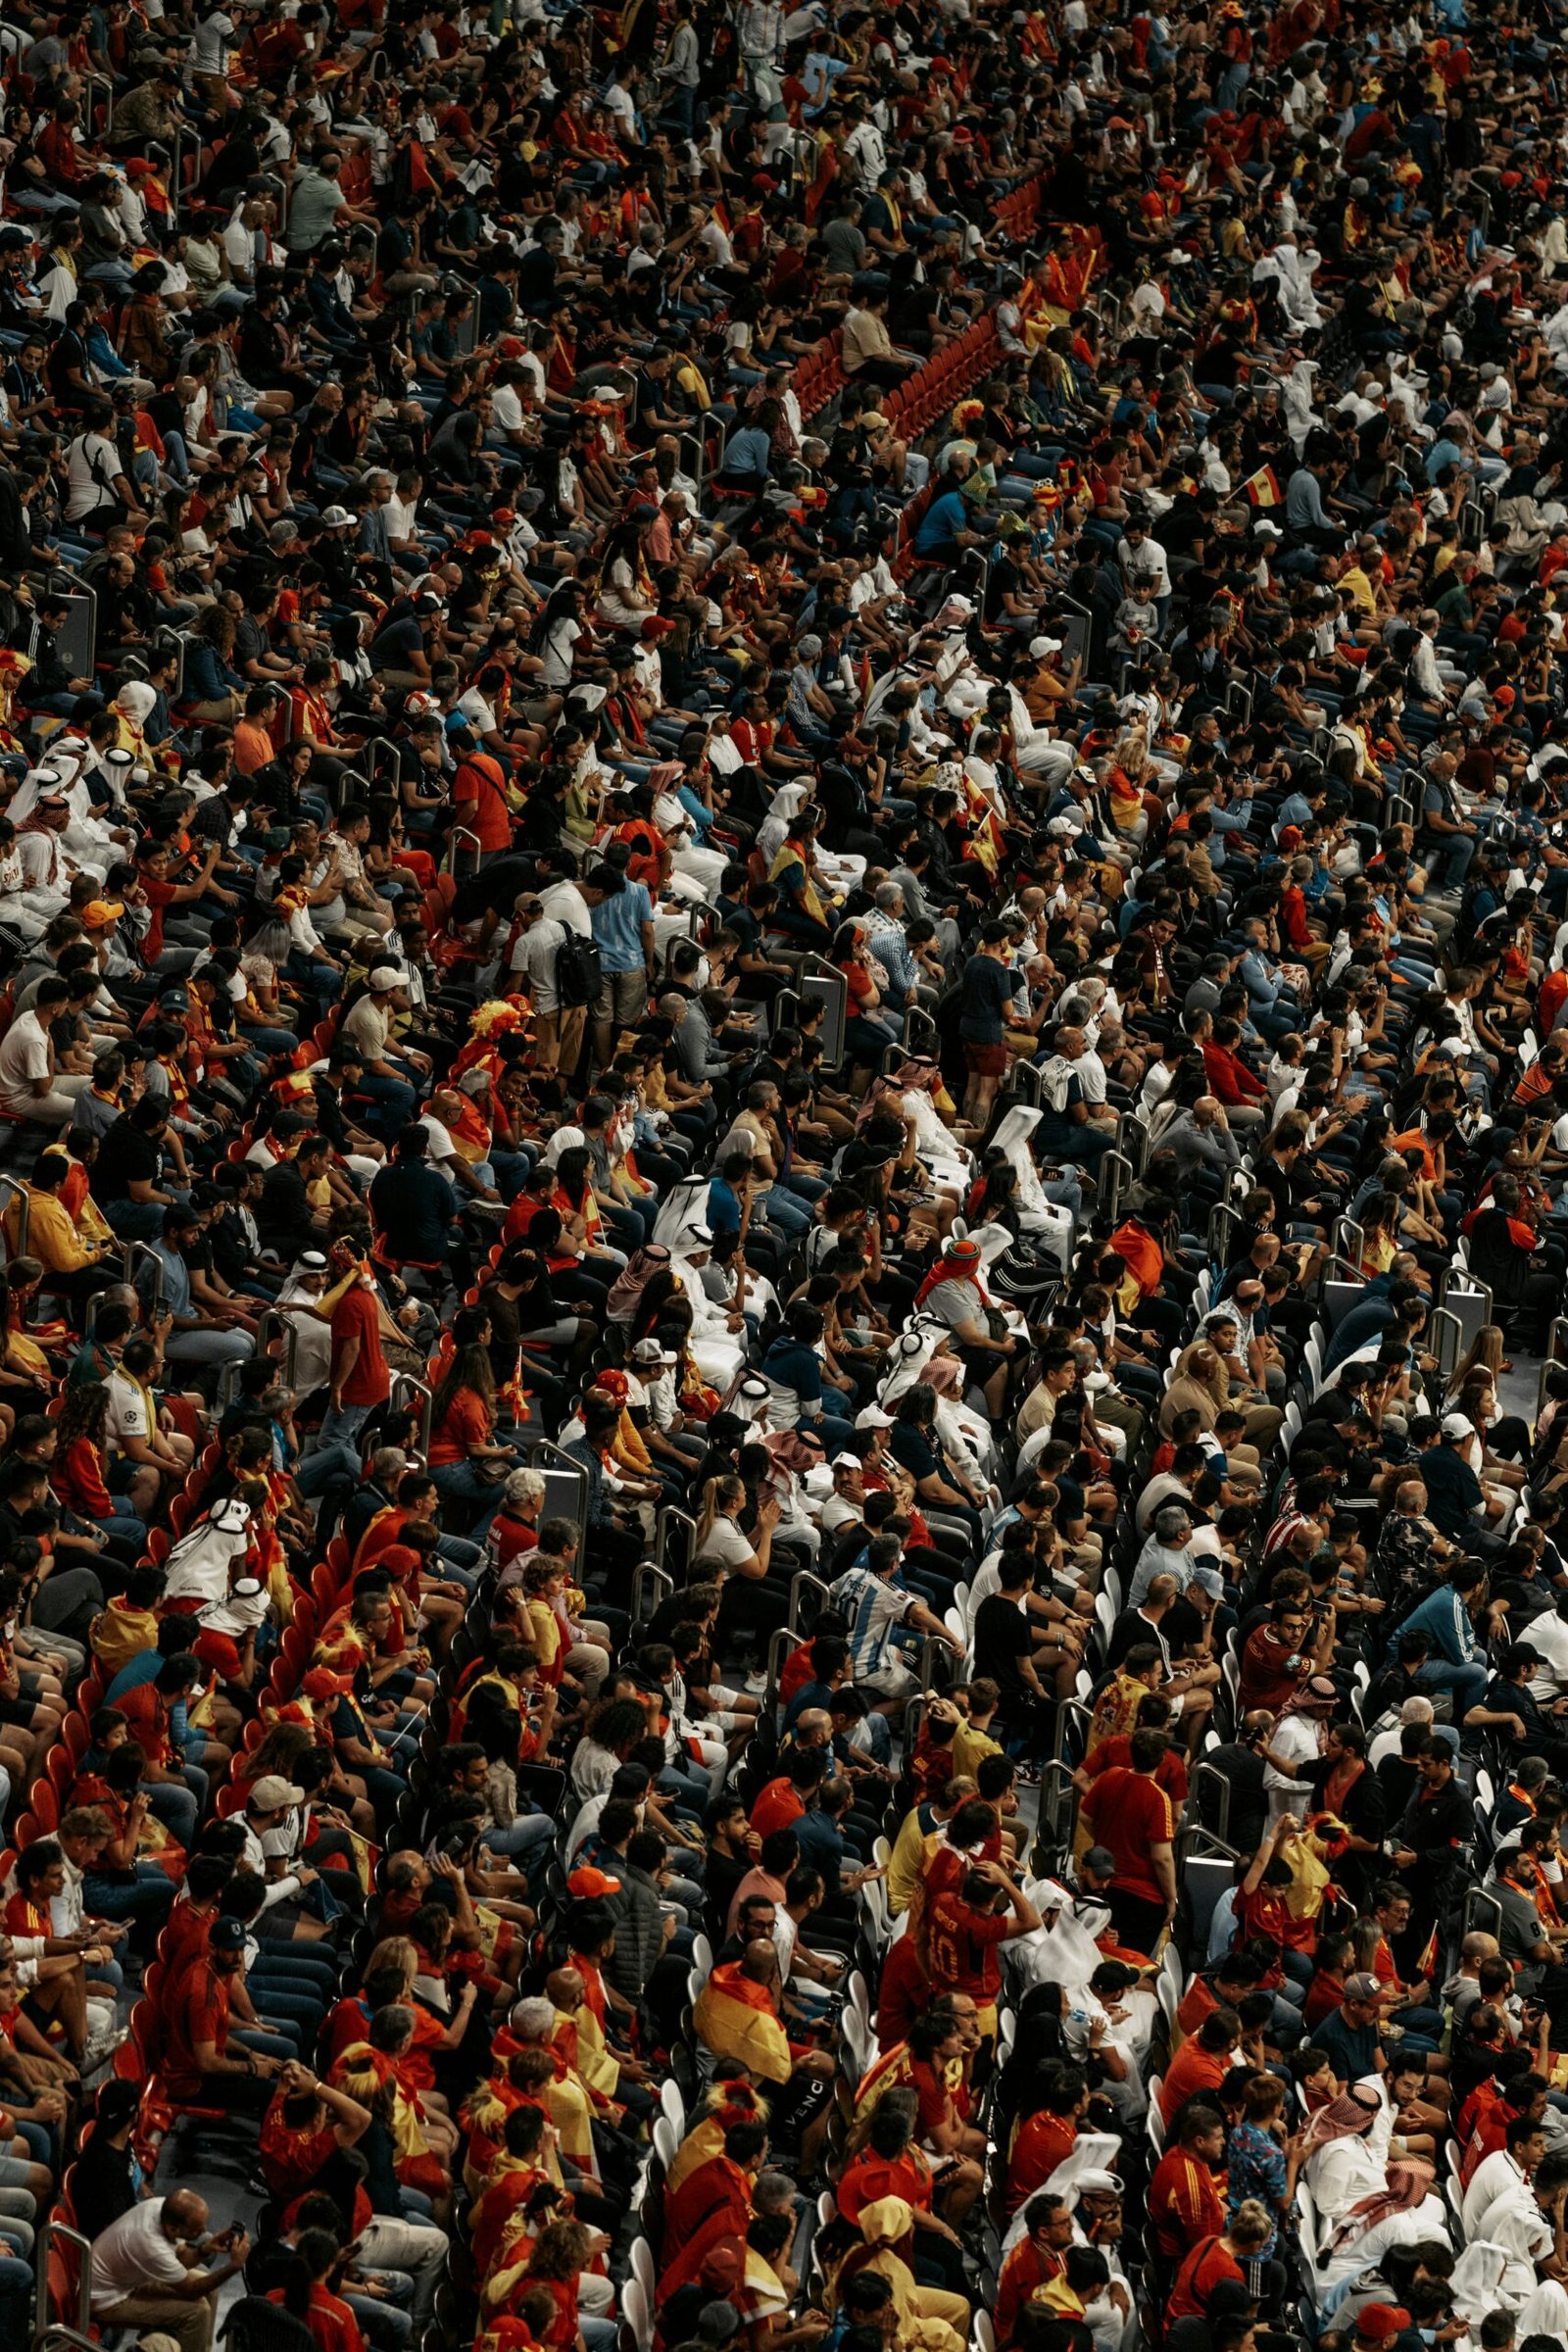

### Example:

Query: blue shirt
xmin=1400 ymin=1577 xmax=1480 ymax=1663
xmin=138 ymin=1240 xmax=192 ymax=1319
xmin=589 ymin=878 xmax=654 ymax=975
xmin=760 ymin=1336 xmax=825 ymax=1413
xmin=914 ymin=489 xmax=969 ymax=556
xmin=707 ymin=1175 xmax=742 ymax=1238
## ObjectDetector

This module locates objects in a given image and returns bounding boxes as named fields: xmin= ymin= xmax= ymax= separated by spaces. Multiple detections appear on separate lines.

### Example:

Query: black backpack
xmin=555 ymin=931 xmax=603 ymax=1008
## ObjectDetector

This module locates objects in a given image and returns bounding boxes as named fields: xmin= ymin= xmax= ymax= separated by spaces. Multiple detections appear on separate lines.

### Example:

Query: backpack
xmin=555 ymin=931 xmax=603 ymax=1009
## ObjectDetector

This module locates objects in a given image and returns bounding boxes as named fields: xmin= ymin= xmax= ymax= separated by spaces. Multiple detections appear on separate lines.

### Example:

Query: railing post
xmin=1191 ymin=1758 xmax=1233 ymax=1849
xmin=390 ymin=1371 xmax=433 ymax=1457
xmin=631 ymin=1562 xmax=673 ymax=1625
xmin=1100 ymin=1149 xmax=1133 ymax=1223
xmin=787 ymin=1568 xmax=831 ymax=1633
xmin=448 ymin=823 xmax=482 ymax=881
xmin=0 ymin=1172 xmax=28 ymax=1257
xmin=1427 ymin=1304 xmax=1463 ymax=1383
xmin=123 ymin=1238 xmax=165 ymax=1310
xmin=525 ymin=1435 xmax=592 ymax=1549
xmin=1539 ymin=1317 xmax=1568 ymax=1414
xmin=657 ymin=1504 xmax=696 ymax=1581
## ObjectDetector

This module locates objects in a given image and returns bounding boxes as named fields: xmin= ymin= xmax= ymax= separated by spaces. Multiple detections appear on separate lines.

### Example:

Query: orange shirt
xmin=427 ymin=1387 xmax=494 ymax=1467
xmin=1158 ymin=2038 xmax=1232 ymax=2128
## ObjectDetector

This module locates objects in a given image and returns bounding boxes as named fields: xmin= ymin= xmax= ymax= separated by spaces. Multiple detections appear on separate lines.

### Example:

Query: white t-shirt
xmin=697 ymin=1516 xmax=754 ymax=1572
xmin=0 ymin=1007 xmax=50 ymax=1109
xmin=492 ymin=381 xmax=527 ymax=437
xmin=1525 ymin=1611 xmax=1568 ymax=1701
xmin=65 ymin=431 xmax=125 ymax=523
xmin=541 ymin=617 xmax=582 ymax=690
xmin=105 ymin=1367 xmax=152 ymax=1448
xmin=91 ymin=2201 xmax=190 ymax=2309
xmin=510 ymin=914 xmax=565 ymax=1015
xmin=540 ymin=879 xmax=591 ymax=938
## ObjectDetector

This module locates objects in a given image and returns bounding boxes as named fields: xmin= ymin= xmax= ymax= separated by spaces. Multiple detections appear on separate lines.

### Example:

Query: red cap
xmin=567 ymin=1866 xmax=621 ymax=1898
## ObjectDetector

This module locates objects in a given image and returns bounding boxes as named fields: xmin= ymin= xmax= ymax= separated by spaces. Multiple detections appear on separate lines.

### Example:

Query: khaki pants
xmin=99 ymin=2292 xmax=216 ymax=2352
xmin=534 ymin=1004 xmax=586 ymax=1074
xmin=564 ymin=1638 xmax=610 ymax=1700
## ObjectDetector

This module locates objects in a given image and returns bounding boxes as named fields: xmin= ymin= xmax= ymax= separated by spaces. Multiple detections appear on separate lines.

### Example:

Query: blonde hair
xmin=695 ymin=1473 xmax=745 ymax=1556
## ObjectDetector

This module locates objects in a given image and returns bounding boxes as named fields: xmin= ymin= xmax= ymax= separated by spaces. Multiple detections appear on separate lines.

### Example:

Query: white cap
xmin=1440 ymin=1411 xmax=1474 ymax=1439
xmin=856 ymin=1405 xmax=895 ymax=1429
xmin=368 ymin=965 xmax=405 ymax=991
xmin=1029 ymin=635 xmax=1063 ymax=658
xmin=320 ymin=505 xmax=354 ymax=526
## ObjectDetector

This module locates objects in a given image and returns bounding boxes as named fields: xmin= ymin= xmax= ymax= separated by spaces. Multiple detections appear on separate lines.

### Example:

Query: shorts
xmin=962 ymin=1040 xmax=1008 ymax=1076
xmin=595 ymin=967 xmax=650 ymax=1029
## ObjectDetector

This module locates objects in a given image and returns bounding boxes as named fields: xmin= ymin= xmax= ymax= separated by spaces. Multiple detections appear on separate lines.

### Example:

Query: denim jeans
xmin=430 ymin=1457 xmax=511 ymax=1536
xmin=316 ymin=1401 xmax=372 ymax=1453
xmin=1413 ymin=1657 xmax=1489 ymax=1714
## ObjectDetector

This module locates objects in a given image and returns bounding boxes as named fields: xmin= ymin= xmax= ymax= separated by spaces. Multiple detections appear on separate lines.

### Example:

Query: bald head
xmin=546 ymin=1966 xmax=585 ymax=2011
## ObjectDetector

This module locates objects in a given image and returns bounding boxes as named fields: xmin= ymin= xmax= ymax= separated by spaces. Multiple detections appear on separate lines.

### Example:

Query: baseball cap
xmin=1082 ymin=1846 xmax=1116 ymax=1874
xmin=250 ymin=1776 xmax=305 ymax=1810
xmin=856 ymin=1405 xmax=895 ymax=1429
xmin=211 ymin=1918 xmax=248 ymax=1952
xmin=1440 ymin=1411 xmax=1473 ymax=1439
xmin=830 ymin=1451 xmax=863 ymax=1471
xmin=1029 ymin=635 xmax=1063 ymax=658
xmin=567 ymin=1865 xmax=621 ymax=1898
xmin=81 ymin=900 xmax=124 ymax=929
xmin=368 ymin=965 xmax=405 ymax=991
xmin=319 ymin=505 xmax=353 ymax=526
xmin=1344 ymin=1972 xmax=1382 ymax=2000
xmin=632 ymin=1337 xmax=676 ymax=1364
xmin=1353 ymin=2309 xmax=1411 ymax=2344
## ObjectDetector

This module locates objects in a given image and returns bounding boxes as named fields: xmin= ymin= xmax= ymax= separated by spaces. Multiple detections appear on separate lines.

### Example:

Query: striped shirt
xmin=831 ymin=1565 xmax=915 ymax=1679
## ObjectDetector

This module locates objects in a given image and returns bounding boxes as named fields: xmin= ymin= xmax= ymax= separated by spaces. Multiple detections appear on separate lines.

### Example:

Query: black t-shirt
xmin=1194 ymin=1740 xmax=1268 ymax=1854
xmin=449 ymin=855 xmax=538 ymax=924
xmin=984 ymin=552 xmax=1022 ymax=622
xmin=973 ymin=1591 xmax=1034 ymax=1700
xmin=94 ymin=1118 xmax=161 ymax=1203
xmin=369 ymin=612 xmax=425 ymax=673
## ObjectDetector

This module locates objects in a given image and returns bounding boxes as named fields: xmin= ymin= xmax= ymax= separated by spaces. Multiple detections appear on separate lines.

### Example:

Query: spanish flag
xmin=1243 ymin=465 xmax=1283 ymax=509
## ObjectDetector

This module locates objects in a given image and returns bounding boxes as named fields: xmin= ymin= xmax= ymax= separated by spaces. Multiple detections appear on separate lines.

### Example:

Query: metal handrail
xmin=0 ymin=1171 xmax=28 ymax=1259
xmin=449 ymin=823 xmax=481 ymax=881
xmin=123 ymin=1237 xmax=165 ymax=1309
xmin=1427 ymin=1303 xmax=1464 ymax=1386
xmin=631 ymin=1561 xmax=673 ymax=1625
xmin=525 ymin=1435 xmax=591 ymax=1543
xmin=657 ymin=1503 xmax=696 ymax=1578
xmin=1190 ymin=1758 xmax=1234 ymax=1848
xmin=1052 ymin=1693 xmax=1092 ymax=1765
xmin=765 ymin=1624 xmax=804 ymax=1702
xmin=1100 ymin=1149 xmax=1134 ymax=1223
xmin=390 ymin=1371 xmax=433 ymax=1456
xmin=366 ymin=736 xmax=405 ymax=788
xmin=1116 ymin=1111 xmax=1149 ymax=1178
xmin=1177 ymin=1819 xmax=1244 ymax=1868
xmin=1331 ymin=1214 xmax=1364 ymax=1271
xmin=1538 ymin=1315 xmax=1568 ymax=1414
xmin=256 ymin=1304 xmax=298 ymax=1390
xmin=35 ymin=2328 xmax=96 ymax=2352
xmin=33 ymin=2222 xmax=92 ymax=2341
xmin=787 ymin=1567 xmax=831 ymax=1632
xmin=1028 ymin=1756 xmax=1079 ymax=1874
xmin=1207 ymin=1198 xmax=1242 ymax=1263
